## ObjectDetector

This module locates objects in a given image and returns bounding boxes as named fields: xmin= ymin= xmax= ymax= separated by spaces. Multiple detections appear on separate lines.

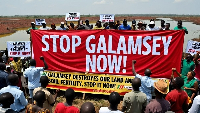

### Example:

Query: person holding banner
xmin=26 ymin=22 xmax=38 ymax=34
xmin=118 ymin=19 xmax=131 ymax=30
xmin=39 ymin=22 xmax=50 ymax=30
xmin=131 ymin=20 xmax=137 ymax=30
xmin=57 ymin=22 xmax=68 ymax=30
xmin=24 ymin=56 xmax=48 ymax=104
xmin=174 ymin=20 xmax=188 ymax=34
xmin=85 ymin=20 xmax=92 ymax=30
xmin=93 ymin=21 xmax=104 ymax=30
xmin=132 ymin=60 xmax=156 ymax=103
xmin=50 ymin=23 xmax=56 ymax=30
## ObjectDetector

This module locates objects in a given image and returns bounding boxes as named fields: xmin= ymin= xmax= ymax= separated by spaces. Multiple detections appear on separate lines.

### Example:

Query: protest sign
xmin=186 ymin=40 xmax=200 ymax=55
xmin=7 ymin=41 xmax=31 ymax=57
xmin=100 ymin=14 xmax=115 ymax=23
xmin=65 ymin=12 xmax=80 ymax=21
xmin=35 ymin=19 xmax=45 ymax=26
xmin=45 ymin=71 xmax=169 ymax=95
xmin=31 ymin=30 xmax=184 ymax=94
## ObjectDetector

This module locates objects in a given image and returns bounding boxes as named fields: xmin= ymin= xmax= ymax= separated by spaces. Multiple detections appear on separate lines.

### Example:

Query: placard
xmin=65 ymin=12 xmax=80 ymax=21
xmin=186 ymin=40 xmax=200 ymax=55
xmin=35 ymin=19 xmax=45 ymax=26
xmin=100 ymin=14 xmax=115 ymax=22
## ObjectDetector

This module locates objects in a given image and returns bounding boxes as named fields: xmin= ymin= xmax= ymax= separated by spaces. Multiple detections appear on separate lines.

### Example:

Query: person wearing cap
xmin=118 ymin=19 xmax=131 ymax=30
xmin=26 ymin=22 xmax=38 ymax=34
xmin=131 ymin=20 xmax=137 ymax=30
xmin=132 ymin=60 xmax=156 ymax=103
xmin=50 ymin=23 xmax=56 ymax=30
xmin=84 ymin=20 xmax=92 ymax=30
xmin=122 ymin=78 xmax=147 ymax=113
xmin=145 ymin=79 xmax=170 ymax=113
xmin=166 ymin=75 xmax=189 ymax=113
xmin=39 ymin=22 xmax=50 ymax=30
xmin=137 ymin=21 xmax=144 ymax=30
xmin=174 ymin=20 xmax=188 ymax=34
xmin=57 ymin=22 xmax=68 ymax=30
xmin=146 ymin=21 xmax=159 ymax=31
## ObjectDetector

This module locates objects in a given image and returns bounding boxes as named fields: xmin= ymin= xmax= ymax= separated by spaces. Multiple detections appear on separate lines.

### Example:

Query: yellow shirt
xmin=93 ymin=26 xmax=104 ymax=30
xmin=10 ymin=59 xmax=22 ymax=73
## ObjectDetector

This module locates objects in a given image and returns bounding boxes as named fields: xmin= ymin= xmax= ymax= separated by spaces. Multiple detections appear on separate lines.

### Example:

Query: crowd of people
xmin=26 ymin=19 xmax=188 ymax=34
xmin=0 ymin=18 xmax=199 ymax=113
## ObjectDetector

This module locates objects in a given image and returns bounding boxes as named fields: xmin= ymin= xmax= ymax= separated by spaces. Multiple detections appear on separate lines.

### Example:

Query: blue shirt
xmin=0 ymin=85 xmax=28 ymax=112
xmin=24 ymin=66 xmax=44 ymax=89
xmin=0 ymin=70 xmax=9 ymax=89
xmin=135 ymin=74 xmax=156 ymax=101
xmin=118 ymin=24 xmax=131 ymax=30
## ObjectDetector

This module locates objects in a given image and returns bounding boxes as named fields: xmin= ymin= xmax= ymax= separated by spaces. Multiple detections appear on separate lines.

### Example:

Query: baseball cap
xmin=31 ymin=22 xmax=35 ymax=24
xmin=61 ymin=22 xmax=64 ymax=24
xmin=149 ymin=21 xmax=155 ymax=25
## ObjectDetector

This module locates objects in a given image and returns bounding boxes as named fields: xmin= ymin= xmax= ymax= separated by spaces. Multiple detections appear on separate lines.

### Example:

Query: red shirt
xmin=165 ymin=89 xmax=188 ymax=113
xmin=54 ymin=103 xmax=80 ymax=113
xmin=195 ymin=63 xmax=200 ymax=80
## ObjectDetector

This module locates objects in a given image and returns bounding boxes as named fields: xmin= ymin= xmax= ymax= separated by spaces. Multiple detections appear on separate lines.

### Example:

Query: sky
xmin=0 ymin=0 xmax=200 ymax=16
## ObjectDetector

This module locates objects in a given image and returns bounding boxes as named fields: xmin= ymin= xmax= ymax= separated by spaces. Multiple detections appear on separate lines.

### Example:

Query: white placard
xmin=186 ymin=40 xmax=200 ymax=55
xmin=35 ymin=19 xmax=45 ymax=26
xmin=65 ymin=12 xmax=80 ymax=21
xmin=7 ymin=41 xmax=31 ymax=57
xmin=100 ymin=14 xmax=115 ymax=23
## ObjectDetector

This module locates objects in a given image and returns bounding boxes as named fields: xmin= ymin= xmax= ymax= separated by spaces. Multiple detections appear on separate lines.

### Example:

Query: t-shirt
xmin=39 ymin=27 xmax=50 ymax=30
xmin=93 ymin=26 xmax=104 ymax=30
xmin=181 ymin=75 xmax=196 ymax=97
xmin=145 ymin=98 xmax=170 ymax=113
xmin=122 ymin=91 xmax=147 ymax=113
xmin=188 ymin=95 xmax=200 ymax=113
xmin=99 ymin=107 xmax=123 ymax=113
xmin=181 ymin=59 xmax=195 ymax=76
xmin=165 ymin=89 xmax=188 ymax=113
xmin=146 ymin=26 xmax=159 ymax=31
xmin=54 ymin=103 xmax=79 ymax=113
xmin=118 ymin=25 xmax=131 ymax=30
xmin=174 ymin=26 xmax=188 ymax=31
xmin=33 ymin=87 xmax=54 ymax=113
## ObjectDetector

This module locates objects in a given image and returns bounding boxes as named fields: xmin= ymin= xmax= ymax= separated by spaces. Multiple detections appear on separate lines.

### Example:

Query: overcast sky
xmin=0 ymin=0 xmax=200 ymax=16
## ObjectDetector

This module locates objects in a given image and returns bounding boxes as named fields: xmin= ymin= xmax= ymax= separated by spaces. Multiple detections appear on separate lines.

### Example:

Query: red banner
xmin=31 ymin=30 xmax=184 ymax=79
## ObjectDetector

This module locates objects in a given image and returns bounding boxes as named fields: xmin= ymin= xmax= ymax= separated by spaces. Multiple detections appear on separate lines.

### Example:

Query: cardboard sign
xmin=35 ymin=19 xmax=45 ymax=26
xmin=65 ymin=12 xmax=80 ymax=21
xmin=100 ymin=14 xmax=115 ymax=23
xmin=7 ymin=41 xmax=31 ymax=57
xmin=186 ymin=40 xmax=200 ymax=55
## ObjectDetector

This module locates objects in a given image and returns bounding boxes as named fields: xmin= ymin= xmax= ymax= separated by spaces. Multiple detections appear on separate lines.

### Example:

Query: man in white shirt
xmin=146 ymin=21 xmax=159 ymax=31
xmin=99 ymin=92 xmax=123 ymax=113
xmin=39 ymin=22 xmax=50 ymax=30
xmin=189 ymin=95 xmax=200 ymax=113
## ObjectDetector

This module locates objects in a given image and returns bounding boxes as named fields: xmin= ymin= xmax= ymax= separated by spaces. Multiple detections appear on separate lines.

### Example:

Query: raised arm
xmin=132 ymin=60 xmax=137 ymax=76
xmin=40 ymin=56 xmax=48 ymax=70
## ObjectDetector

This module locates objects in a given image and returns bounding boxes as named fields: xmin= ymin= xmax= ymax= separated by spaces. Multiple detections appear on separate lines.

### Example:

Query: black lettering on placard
xmin=61 ymin=80 xmax=82 ymax=86
xmin=192 ymin=43 xmax=200 ymax=49
xmin=10 ymin=42 xmax=27 ymax=51
xmin=97 ymin=83 xmax=102 ymax=88
xmin=103 ymin=83 xmax=116 ymax=88
xmin=49 ymin=78 xmax=59 ymax=84
xmin=111 ymin=77 xmax=123 ymax=83
xmin=73 ymin=74 xmax=99 ymax=81
xmin=125 ymin=78 xmax=132 ymax=83
xmin=84 ymin=82 xmax=96 ymax=87
xmin=100 ymin=76 xmax=110 ymax=82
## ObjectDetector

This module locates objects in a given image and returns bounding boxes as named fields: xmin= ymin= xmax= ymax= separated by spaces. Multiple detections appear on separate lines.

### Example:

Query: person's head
xmin=123 ymin=19 xmax=127 ymax=26
xmin=60 ymin=22 xmax=65 ymax=28
xmin=96 ymin=21 xmax=102 ymax=28
xmin=177 ymin=20 xmax=182 ymax=28
xmin=131 ymin=78 xmax=141 ymax=90
xmin=80 ymin=102 xmax=95 ymax=113
xmin=109 ymin=22 xmax=114 ymax=28
xmin=172 ymin=77 xmax=184 ymax=89
xmin=109 ymin=92 xmax=120 ymax=106
xmin=104 ymin=22 xmax=108 ymax=28
xmin=0 ymin=92 xmax=14 ymax=108
xmin=33 ymin=91 xmax=46 ymax=105
xmin=51 ymin=23 xmax=56 ymax=30
xmin=65 ymin=88 xmax=75 ymax=103
xmin=132 ymin=20 xmax=136 ymax=27
xmin=31 ymin=22 xmax=35 ymax=28
xmin=161 ymin=20 xmax=165 ymax=26
xmin=0 ymin=63 xmax=6 ymax=71
xmin=165 ymin=23 xmax=170 ymax=30
xmin=30 ymin=59 xmax=36 ymax=66
xmin=40 ymin=76 xmax=49 ymax=87
xmin=79 ymin=20 xmax=83 ymax=25
xmin=144 ymin=69 xmax=152 ymax=77
xmin=8 ymin=74 xmax=19 ymax=86
xmin=13 ymin=57 xmax=18 ymax=62
xmin=42 ymin=22 xmax=46 ymax=28
xmin=186 ymin=54 xmax=193 ymax=62
xmin=117 ymin=20 xmax=120 ymax=24
xmin=149 ymin=21 xmax=155 ymax=28
xmin=137 ymin=21 xmax=143 ymax=27
xmin=85 ymin=20 xmax=89 ymax=25
xmin=187 ymin=71 xmax=196 ymax=80
xmin=70 ymin=22 xmax=74 ymax=29
xmin=154 ymin=79 xmax=168 ymax=96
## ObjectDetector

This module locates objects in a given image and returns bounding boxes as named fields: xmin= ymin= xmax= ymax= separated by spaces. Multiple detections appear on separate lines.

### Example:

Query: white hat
xmin=61 ymin=22 xmax=64 ymax=24
xmin=42 ymin=21 xmax=46 ymax=24
xmin=31 ymin=22 xmax=35 ymax=24
xmin=149 ymin=21 xmax=155 ymax=24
